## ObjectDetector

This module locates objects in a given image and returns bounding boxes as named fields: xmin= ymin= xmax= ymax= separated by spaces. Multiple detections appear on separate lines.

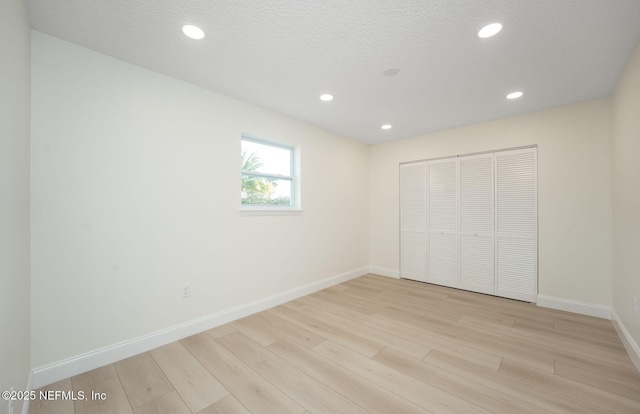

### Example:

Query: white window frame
xmin=240 ymin=135 xmax=302 ymax=215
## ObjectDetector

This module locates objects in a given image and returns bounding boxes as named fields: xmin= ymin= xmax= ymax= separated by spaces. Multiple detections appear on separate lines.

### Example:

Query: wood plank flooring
xmin=30 ymin=274 xmax=640 ymax=414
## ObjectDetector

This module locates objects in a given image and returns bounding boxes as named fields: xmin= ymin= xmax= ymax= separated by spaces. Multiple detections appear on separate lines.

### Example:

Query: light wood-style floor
xmin=30 ymin=274 xmax=640 ymax=414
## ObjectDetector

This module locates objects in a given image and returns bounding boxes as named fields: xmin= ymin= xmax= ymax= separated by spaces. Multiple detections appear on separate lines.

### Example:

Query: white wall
xmin=612 ymin=41 xmax=640 ymax=358
xmin=369 ymin=99 xmax=613 ymax=307
xmin=0 ymin=0 xmax=31 ymax=411
xmin=31 ymin=32 xmax=369 ymax=370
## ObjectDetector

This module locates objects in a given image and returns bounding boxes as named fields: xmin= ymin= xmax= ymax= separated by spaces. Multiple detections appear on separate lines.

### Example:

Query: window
xmin=241 ymin=136 xmax=297 ymax=208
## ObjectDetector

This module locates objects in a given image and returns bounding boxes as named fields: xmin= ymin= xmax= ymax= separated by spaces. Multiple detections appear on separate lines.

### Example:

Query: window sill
xmin=239 ymin=208 xmax=304 ymax=216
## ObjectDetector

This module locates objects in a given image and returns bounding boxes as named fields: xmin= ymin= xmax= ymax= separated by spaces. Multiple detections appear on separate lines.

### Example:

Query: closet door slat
xmin=400 ymin=162 xmax=427 ymax=282
xmin=427 ymin=159 xmax=458 ymax=288
xmin=495 ymin=148 xmax=538 ymax=302
xmin=459 ymin=153 xmax=495 ymax=295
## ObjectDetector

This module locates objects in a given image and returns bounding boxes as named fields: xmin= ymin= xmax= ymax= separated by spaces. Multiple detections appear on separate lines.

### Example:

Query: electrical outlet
xmin=181 ymin=284 xmax=191 ymax=298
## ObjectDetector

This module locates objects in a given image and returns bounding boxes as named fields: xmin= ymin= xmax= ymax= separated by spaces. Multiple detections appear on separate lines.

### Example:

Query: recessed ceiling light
xmin=182 ymin=25 xmax=205 ymax=40
xmin=320 ymin=94 xmax=334 ymax=101
xmin=381 ymin=124 xmax=392 ymax=130
xmin=506 ymin=91 xmax=524 ymax=99
xmin=478 ymin=23 xmax=502 ymax=38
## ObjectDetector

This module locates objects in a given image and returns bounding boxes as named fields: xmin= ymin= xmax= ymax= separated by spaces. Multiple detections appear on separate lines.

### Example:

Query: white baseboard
xmin=368 ymin=266 xmax=400 ymax=279
xmin=31 ymin=267 xmax=369 ymax=389
xmin=611 ymin=309 xmax=640 ymax=373
xmin=536 ymin=295 xmax=611 ymax=319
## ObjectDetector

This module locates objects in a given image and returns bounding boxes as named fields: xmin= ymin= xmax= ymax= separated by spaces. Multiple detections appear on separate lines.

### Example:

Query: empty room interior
xmin=3 ymin=0 xmax=640 ymax=413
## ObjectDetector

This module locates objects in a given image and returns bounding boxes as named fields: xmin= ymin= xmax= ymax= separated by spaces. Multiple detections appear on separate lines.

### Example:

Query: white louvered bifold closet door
xmin=427 ymin=159 xmax=458 ymax=288
xmin=495 ymin=148 xmax=538 ymax=302
xmin=400 ymin=162 xmax=427 ymax=282
xmin=459 ymin=153 xmax=495 ymax=295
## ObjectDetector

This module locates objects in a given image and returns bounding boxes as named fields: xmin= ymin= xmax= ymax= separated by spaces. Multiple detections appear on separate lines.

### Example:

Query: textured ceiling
xmin=28 ymin=0 xmax=640 ymax=144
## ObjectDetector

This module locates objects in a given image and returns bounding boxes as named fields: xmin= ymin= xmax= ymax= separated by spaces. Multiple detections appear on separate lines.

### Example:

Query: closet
xmin=400 ymin=147 xmax=537 ymax=302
